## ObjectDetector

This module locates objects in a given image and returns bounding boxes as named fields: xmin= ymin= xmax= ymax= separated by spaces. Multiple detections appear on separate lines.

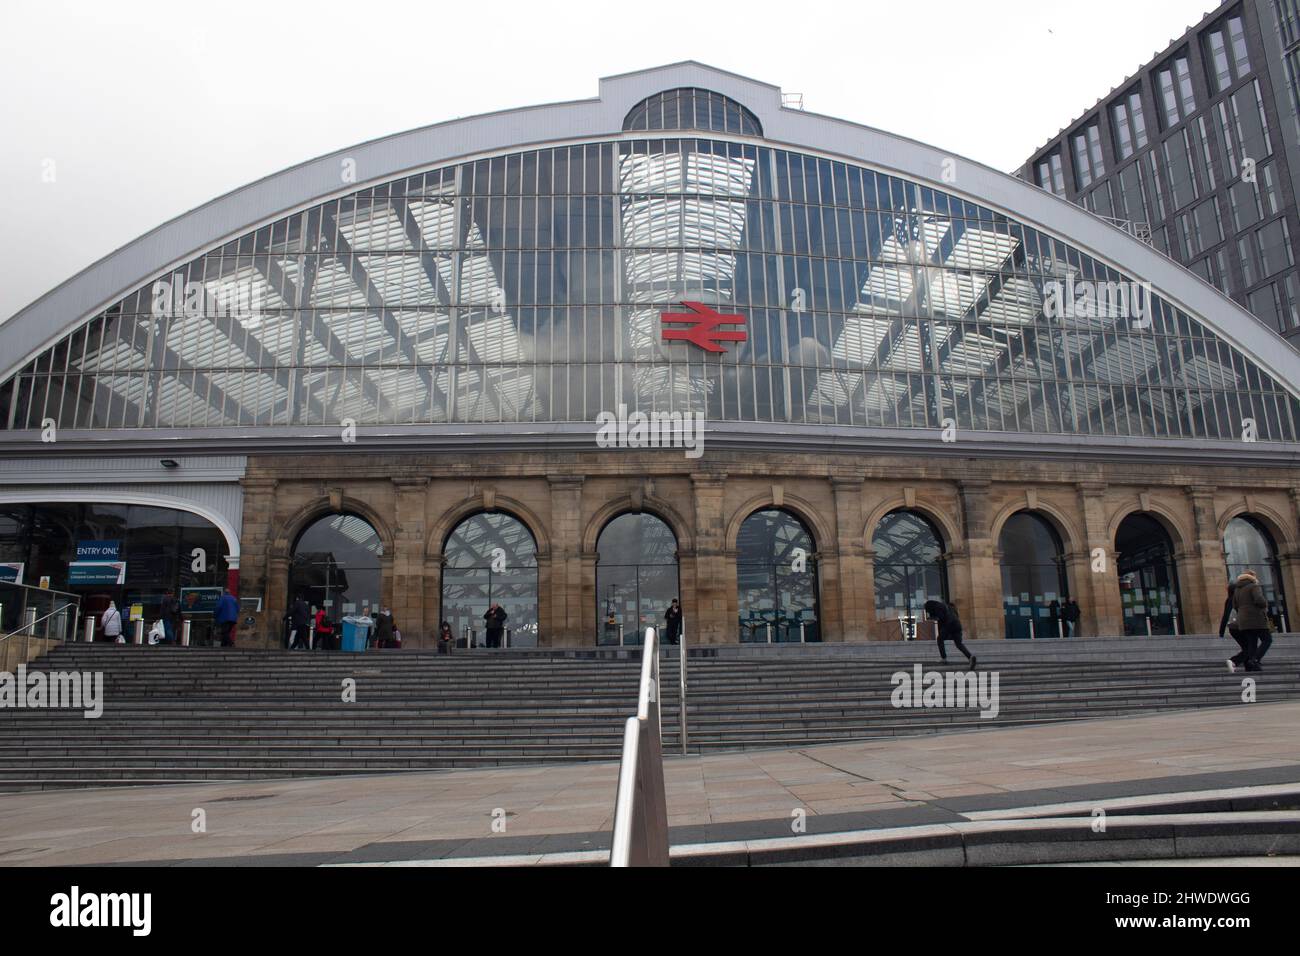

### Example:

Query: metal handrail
xmin=678 ymin=622 xmax=688 ymax=756
xmin=0 ymin=605 xmax=78 ymax=642
xmin=609 ymin=627 xmax=669 ymax=867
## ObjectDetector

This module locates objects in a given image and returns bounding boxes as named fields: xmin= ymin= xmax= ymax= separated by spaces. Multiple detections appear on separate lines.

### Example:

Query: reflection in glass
xmin=288 ymin=514 xmax=383 ymax=628
xmin=873 ymin=509 xmax=948 ymax=636
xmin=441 ymin=512 xmax=539 ymax=647
xmin=999 ymin=512 xmax=1070 ymax=639
xmin=595 ymin=513 xmax=678 ymax=645
xmin=8 ymin=133 xmax=1298 ymax=444
xmin=1223 ymin=515 xmax=1287 ymax=629
xmin=1115 ymin=513 xmax=1182 ymax=636
xmin=736 ymin=509 xmax=819 ymax=642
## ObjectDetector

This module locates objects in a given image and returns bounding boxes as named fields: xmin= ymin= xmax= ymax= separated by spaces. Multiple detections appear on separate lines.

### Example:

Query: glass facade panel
xmin=595 ymin=512 xmax=678 ymax=645
xmin=7 ymin=127 xmax=1298 ymax=444
xmin=441 ymin=512 xmax=539 ymax=647
xmin=288 ymin=514 xmax=382 ymax=639
xmin=1223 ymin=514 xmax=1287 ymax=628
xmin=999 ymin=511 xmax=1069 ymax=639
xmin=873 ymin=509 xmax=948 ymax=636
xmin=736 ymin=508 xmax=819 ymax=642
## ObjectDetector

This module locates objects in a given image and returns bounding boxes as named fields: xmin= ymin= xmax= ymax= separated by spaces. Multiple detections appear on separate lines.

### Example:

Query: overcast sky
xmin=0 ymin=0 xmax=1216 ymax=322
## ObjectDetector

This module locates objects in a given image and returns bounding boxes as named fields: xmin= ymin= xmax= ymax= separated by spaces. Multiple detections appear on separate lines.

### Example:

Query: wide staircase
xmin=0 ymin=637 xmax=1295 ymax=790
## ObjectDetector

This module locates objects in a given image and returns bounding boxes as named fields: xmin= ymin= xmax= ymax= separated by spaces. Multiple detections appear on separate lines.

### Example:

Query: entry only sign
xmin=77 ymin=540 xmax=120 ymax=560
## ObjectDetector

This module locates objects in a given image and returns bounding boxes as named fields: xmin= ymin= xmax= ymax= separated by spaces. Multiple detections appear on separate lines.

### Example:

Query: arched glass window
xmin=736 ymin=509 xmax=819 ymax=642
xmin=1223 ymin=515 xmax=1287 ymax=629
xmin=999 ymin=512 xmax=1069 ymax=639
xmin=441 ymin=512 xmax=539 ymax=647
xmin=872 ymin=509 xmax=948 ymax=637
xmin=288 ymin=514 xmax=382 ymax=630
xmin=1115 ymin=513 xmax=1182 ymax=636
xmin=622 ymin=88 xmax=762 ymax=135
xmin=596 ymin=513 xmax=678 ymax=645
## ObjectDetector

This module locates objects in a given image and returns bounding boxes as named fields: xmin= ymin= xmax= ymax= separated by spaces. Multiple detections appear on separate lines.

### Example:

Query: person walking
xmin=1048 ymin=599 xmax=1062 ymax=639
xmin=288 ymin=595 xmax=310 ymax=650
xmin=313 ymin=606 xmax=335 ymax=651
xmin=159 ymin=589 xmax=179 ymax=645
xmin=1064 ymin=599 xmax=1081 ymax=637
xmin=1232 ymin=570 xmax=1270 ymax=672
xmin=214 ymin=588 xmax=239 ymax=648
xmin=483 ymin=603 xmax=508 ymax=648
xmin=101 ymin=601 xmax=123 ymax=643
xmin=664 ymin=598 xmax=683 ymax=645
xmin=1218 ymin=582 xmax=1250 ymax=672
xmin=374 ymin=607 xmax=395 ymax=649
xmin=924 ymin=599 xmax=976 ymax=670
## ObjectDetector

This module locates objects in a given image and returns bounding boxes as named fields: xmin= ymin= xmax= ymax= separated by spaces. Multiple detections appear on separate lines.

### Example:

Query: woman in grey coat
xmin=1231 ymin=570 xmax=1270 ymax=672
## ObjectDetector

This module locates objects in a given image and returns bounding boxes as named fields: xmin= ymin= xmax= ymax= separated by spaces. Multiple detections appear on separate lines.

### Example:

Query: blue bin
xmin=340 ymin=616 xmax=372 ymax=652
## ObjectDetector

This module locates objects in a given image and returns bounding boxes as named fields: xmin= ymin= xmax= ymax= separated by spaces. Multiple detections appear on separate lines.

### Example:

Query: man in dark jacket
xmin=924 ymin=600 xmax=976 ymax=670
xmin=214 ymin=588 xmax=239 ymax=648
xmin=664 ymin=598 xmax=682 ymax=645
xmin=288 ymin=595 xmax=310 ymax=650
xmin=1232 ymin=570 xmax=1270 ymax=672
xmin=1063 ymin=599 xmax=1081 ymax=637
xmin=483 ymin=603 xmax=508 ymax=648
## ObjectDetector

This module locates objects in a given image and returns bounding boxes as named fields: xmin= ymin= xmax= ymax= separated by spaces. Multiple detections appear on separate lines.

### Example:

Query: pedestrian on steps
xmin=1218 ymin=581 xmax=1250 ymax=672
xmin=664 ymin=598 xmax=682 ymax=645
xmin=1231 ymin=570 xmax=1270 ymax=672
xmin=1064 ymin=599 xmax=1081 ymax=637
xmin=483 ymin=603 xmax=507 ymax=648
xmin=374 ymin=607 xmax=395 ymax=649
xmin=924 ymin=599 xmax=977 ymax=670
xmin=101 ymin=601 xmax=123 ymax=643
xmin=288 ymin=595 xmax=310 ymax=650
xmin=438 ymin=620 xmax=454 ymax=655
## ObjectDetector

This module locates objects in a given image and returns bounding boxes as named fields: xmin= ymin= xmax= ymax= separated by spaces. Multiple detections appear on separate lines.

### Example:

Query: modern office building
xmin=1020 ymin=0 xmax=1300 ymax=343
xmin=3 ymin=62 xmax=1300 ymax=648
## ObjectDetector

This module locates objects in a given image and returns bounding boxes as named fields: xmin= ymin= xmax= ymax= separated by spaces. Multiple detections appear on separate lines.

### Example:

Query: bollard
xmin=766 ymin=622 xmax=773 ymax=644
xmin=800 ymin=622 xmax=806 ymax=644
xmin=1282 ymin=611 xmax=1289 ymax=633
xmin=83 ymin=615 xmax=95 ymax=643
xmin=619 ymin=624 xmax=625 ymax=647
xmin=181 ymin=619 xmax=191 ymax=647
xmin=1174 ymin=615 xmax=1180 ymax=637
xmin=504 ymin=628 xmax=510 ymax=650
xmin=1057 ymin=618 xmax=1064 ymax=640
xmin=24 ymin=607 xmax=36 ymax=661
xmin=309 ymin=622 xmax=315 ymax=651
xmin=1145 ymin=615 xmax=1153 ymax=637
xmin=1028 ymin=617 xmax=1035 ymax=640
xmin=134 ymin=618 xmax=144 ymax=645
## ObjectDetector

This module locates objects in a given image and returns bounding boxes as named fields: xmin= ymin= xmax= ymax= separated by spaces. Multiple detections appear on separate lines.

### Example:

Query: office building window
xmin=1203 ymin=12 xmax=1252 ymax=93
xmin=1157 ymin=53 xmax=1197 ymax=128
xmin=1071 ymin=122 xmax=1105 ymax=190
xmin=1217 ymin=247 xmax=1233 ymax=294
xmin=1036 ymin=151 xmax=1065 ymax=195
xmin=1110 ymin=90 xmax=1148 ymax=161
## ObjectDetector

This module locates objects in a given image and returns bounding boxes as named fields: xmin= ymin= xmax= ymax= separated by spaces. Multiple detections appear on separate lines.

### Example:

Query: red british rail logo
xmin=661 ymin=301 xmax=747 ymax=353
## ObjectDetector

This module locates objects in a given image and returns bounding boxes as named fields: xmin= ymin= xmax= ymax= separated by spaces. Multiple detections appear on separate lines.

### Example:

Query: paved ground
xmin=2 ymin=701 xmax=1299 ymax=866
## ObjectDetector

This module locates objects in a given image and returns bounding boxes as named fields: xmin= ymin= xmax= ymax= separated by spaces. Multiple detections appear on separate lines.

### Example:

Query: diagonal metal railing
xmin=609 ymin=627 xmax=670 ymax=867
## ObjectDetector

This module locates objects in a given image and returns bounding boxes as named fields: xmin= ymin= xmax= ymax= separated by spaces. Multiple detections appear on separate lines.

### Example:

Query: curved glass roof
xmin=623 ymin=88 xmax=762 ymax=136
xmin=2 ymin=134 xmax=1296 ymax=441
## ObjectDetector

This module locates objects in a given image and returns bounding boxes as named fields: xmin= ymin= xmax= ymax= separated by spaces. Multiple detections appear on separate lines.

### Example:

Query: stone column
xmin=690 ymin=475 xmax=728 ymax=645
xmin=831 ymin=478 xmax=869 ymax=642
xmin=1185 ymin=484 xmax=1223 ymax=635
xmin=1282 ymin=488 xmax=1300 ymax=630
xmin=1076 ymin=482 xmax=1122 ymax=638
xmin=238 ymin=478 xmax=278 ymax=647
xmin=957 ymin=480 xmax=1001 ymax=640
xmin=392 ymin=478 xmax=429 ymax=647
xmin=548 ymin=476 xmax=584 ymax=646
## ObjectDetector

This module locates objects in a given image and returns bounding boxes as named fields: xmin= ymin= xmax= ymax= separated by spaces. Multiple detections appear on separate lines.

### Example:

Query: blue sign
xmin=0 ymin=563 xmax=23 ymax=584
xmin=180 ymin=587 xmax=222 ymax=615
xmin=69 ymin=561 xmax=126 ymax=586
xmin=77 ymin=540 xmax=120 ymax=560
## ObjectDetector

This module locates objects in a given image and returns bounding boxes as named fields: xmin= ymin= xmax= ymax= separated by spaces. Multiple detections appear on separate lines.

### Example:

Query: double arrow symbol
xmin=660 ymin=301 xmax=748 ymax=354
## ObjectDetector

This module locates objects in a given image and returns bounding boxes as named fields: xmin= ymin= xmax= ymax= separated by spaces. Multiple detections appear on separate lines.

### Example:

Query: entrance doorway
xmin=1116 ymin=513 xmax=1182 ymax=636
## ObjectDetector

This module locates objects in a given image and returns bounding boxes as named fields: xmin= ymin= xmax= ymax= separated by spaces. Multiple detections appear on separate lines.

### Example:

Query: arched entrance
xmin=873 ymin=509 xmax=949 ymax=639
xmin=1223 ymin=515 xmax=1287 ymax=630
xmin=1116 ymin=513 xmax=1182 ymax=636
xmin=999 ymin=511 xmax=1070 ymax=639
xmin=288 ymin=514 xmax=383 ymax=633
xmin=595 ymin=513 xmax=678 ymax=646
xmin=736 ymin=508 xmax=820 ymax=643
xmin=441 ymin=512 xmax=539 ymax=647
